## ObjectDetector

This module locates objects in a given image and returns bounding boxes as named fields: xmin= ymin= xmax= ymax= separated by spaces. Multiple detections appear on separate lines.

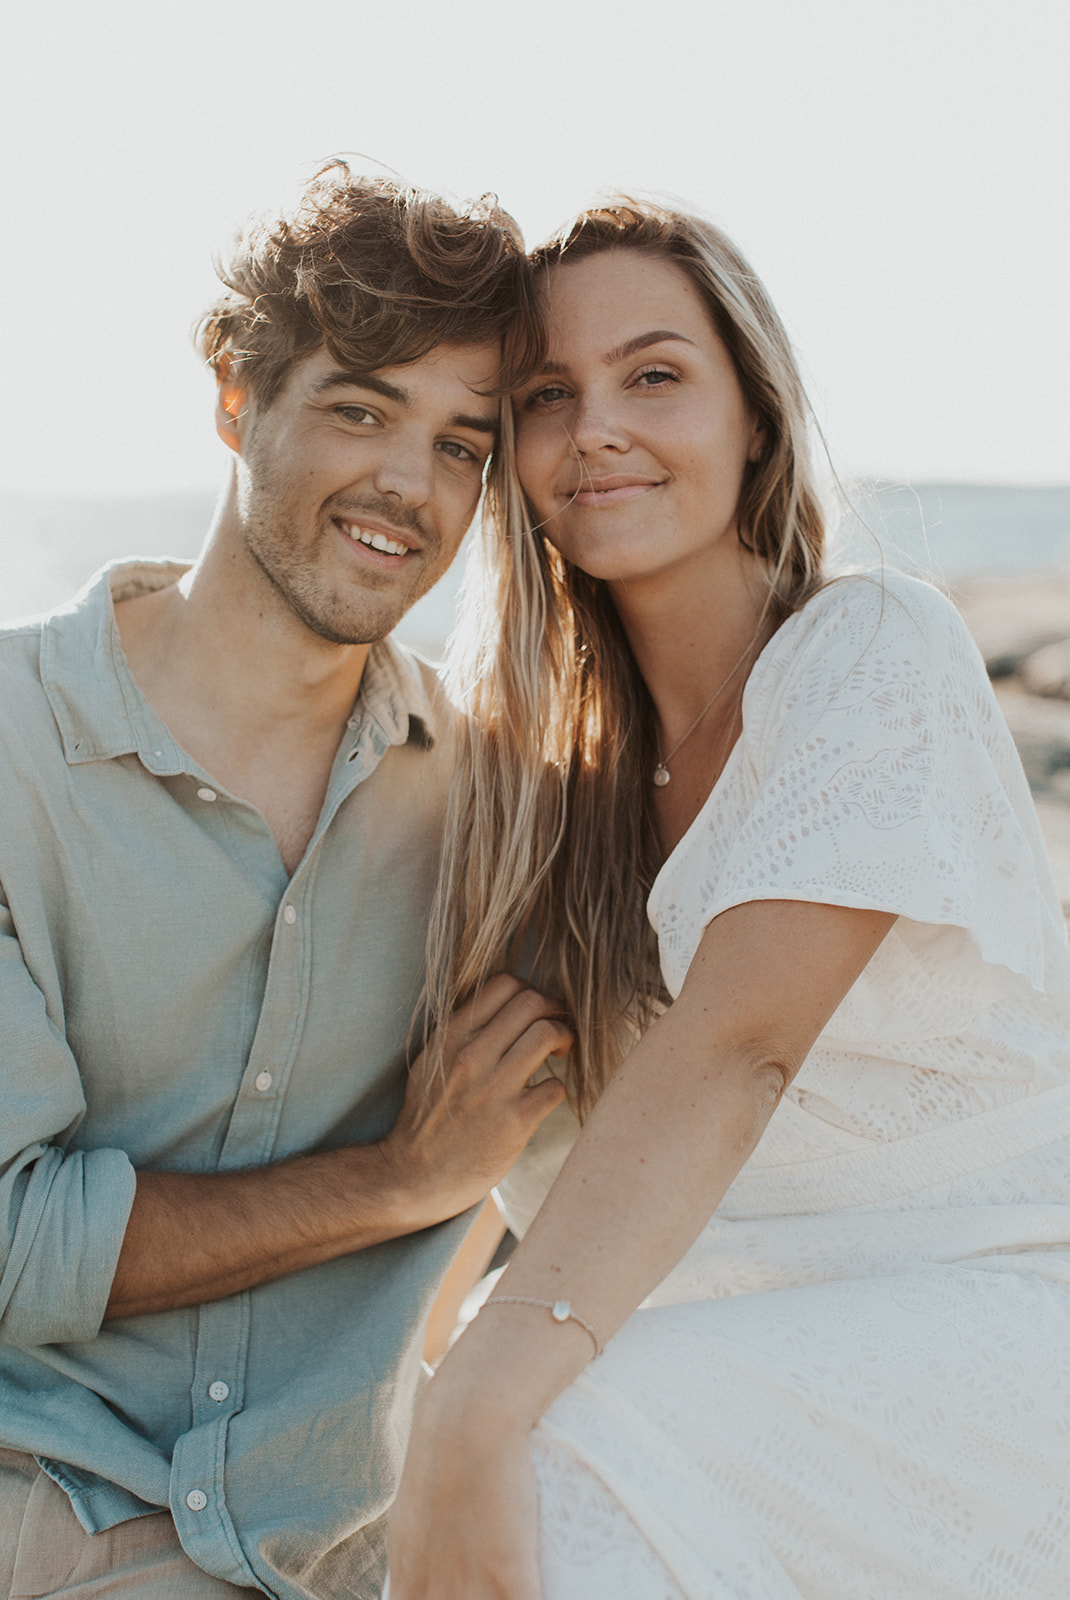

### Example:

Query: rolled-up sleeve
xmin=0 ymin=899 xmax=136 ymax=1346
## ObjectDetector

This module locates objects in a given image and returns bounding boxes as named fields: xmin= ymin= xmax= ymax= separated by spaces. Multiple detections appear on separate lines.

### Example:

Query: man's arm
xmin=105 ymin=976 xmax=568 ymax=1319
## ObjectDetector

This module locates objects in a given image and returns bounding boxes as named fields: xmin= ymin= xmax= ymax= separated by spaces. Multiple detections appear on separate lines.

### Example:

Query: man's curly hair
xmin=196 ymin=160 xmax=541 ymax=407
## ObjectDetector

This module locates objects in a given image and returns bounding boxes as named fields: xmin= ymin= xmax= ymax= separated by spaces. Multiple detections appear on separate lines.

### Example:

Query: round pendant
xmin=652 ymin=764 xmax=671 ymax=787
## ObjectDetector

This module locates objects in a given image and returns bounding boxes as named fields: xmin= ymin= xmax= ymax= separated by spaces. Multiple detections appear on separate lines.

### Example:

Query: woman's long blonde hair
xmin=423 ymin=199 xmax=828 ymax=1116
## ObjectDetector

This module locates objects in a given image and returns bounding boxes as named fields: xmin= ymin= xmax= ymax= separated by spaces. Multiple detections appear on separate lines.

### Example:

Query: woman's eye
xmin=632 ymin=366 xmax=678 ymax=390
xmin=523 ymin=384 xmax=570 ymax=410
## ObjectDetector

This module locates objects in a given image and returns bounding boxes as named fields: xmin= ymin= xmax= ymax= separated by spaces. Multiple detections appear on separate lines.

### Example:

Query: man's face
xmin=228 ymin=342 xmax=501 ymax=645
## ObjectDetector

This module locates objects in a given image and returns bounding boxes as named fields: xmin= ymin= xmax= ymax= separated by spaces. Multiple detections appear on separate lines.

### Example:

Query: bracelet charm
xmin=483 ymin=1294 xmax=604 ymax=1358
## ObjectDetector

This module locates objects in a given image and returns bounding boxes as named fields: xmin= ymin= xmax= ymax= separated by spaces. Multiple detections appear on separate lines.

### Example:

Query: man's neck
xmin=114 ymin=539 xmax=375 ymax=875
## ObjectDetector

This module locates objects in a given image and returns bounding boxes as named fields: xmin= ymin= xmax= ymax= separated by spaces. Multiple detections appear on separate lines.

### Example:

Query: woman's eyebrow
xmin=532 ymin=331 xmax=697 ymax=380
xmin=602 ymin=330 xmax=696 ymax=365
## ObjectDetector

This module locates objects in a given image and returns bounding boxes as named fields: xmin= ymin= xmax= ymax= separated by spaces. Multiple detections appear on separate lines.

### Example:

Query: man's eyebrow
xmin=313 ymin=370 xmax=410 ymax=406
xmin=312 ymin=370 xmax=497 ymax=436
xmin=450 ymin=410 xmax=499 ymax=438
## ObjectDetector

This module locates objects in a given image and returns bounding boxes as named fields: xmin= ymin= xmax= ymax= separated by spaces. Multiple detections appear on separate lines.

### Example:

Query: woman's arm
xmin=387 ymin=896 xmax=894 ymax=1600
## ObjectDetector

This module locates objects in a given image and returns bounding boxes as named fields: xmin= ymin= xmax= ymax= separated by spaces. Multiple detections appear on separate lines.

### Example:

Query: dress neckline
xmin=648 ymin=612 xmax=791 ymax=909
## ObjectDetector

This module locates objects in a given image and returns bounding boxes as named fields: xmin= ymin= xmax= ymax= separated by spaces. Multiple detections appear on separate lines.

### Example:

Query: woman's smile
xmin=568 ymin=474 xmax=664 ymax=507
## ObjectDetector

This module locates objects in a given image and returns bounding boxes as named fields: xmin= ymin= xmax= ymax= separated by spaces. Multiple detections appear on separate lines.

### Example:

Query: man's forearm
xmin=106 ymin=1144 xmax=430 ymax=1319
xmin=106 ymin=976 xmax=571 ymax=1320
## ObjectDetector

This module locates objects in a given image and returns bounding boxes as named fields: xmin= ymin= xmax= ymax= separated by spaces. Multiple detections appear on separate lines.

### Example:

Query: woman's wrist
xmin=424 ymin=1295 xmax=595 ymax=1437
xmin=420 ymin=1356 xmax=539 ymax=1441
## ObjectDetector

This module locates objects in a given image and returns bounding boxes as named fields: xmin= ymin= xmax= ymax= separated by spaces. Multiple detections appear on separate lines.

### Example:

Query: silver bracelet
xmin=482 ymin=1295 xmax=604 ymax=1358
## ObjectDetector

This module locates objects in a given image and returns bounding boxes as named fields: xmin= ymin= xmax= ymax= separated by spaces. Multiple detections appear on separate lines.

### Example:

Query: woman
xmin=387 ymin=202 xmax=1070 ymax=1598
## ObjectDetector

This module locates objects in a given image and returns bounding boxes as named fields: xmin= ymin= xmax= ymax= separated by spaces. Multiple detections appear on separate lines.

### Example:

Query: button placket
xmin=219 ymin=865 xmax=316 ymax=1175
xmin=184 ymin=1291 xmax=246 ymax=1431
xmin=171 ymin=1348 xmax=258 ymax=1589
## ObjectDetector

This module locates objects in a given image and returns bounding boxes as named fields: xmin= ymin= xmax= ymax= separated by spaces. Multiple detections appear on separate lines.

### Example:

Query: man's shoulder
xmin=370 ymin=636 xmax=463 ymax=748
xmin=0 ymin=564 xmax=121 ymax=758
xmin=0 ymin=621 xmax=67 ymax=814
xmin=0 ymin=614 xmax=48 ymax=711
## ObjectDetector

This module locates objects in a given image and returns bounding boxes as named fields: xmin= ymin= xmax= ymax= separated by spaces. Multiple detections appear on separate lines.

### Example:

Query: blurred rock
xmin=993 ymin=683 xmax=1070 ymax=791
xmin=992 ymin=677 xmax=1070 ymax=919
xmin=952 ymin=568 xmax=1070 ymax=679
xmin=1021 ymin=637 xmax=1070 ymax=702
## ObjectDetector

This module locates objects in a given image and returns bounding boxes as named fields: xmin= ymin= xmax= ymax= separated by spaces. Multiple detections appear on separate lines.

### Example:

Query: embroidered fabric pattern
xmin=533 ymin=1268 xmax=1070 ymax=1597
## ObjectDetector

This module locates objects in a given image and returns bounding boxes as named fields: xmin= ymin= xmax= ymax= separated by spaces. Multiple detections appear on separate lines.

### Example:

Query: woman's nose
xmin=568 ymin=393 xmax=630 ymax=455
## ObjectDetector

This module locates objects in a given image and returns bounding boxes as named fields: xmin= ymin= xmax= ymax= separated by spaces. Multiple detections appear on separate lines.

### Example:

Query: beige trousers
xmin=0 ymin=1450 xmax=254 ymax=1598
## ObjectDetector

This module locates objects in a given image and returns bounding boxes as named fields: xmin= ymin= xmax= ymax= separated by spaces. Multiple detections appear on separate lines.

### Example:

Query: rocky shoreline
xmin=953 ymin=567 xmax=1070 ymax=916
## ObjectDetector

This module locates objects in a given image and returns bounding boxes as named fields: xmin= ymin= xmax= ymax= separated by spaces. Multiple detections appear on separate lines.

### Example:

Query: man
xmin=0 ymin=165 xmax=566 ymax=1597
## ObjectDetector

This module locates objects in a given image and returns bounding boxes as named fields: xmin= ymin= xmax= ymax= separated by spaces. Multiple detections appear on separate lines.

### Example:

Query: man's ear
xmin=215 ymin=352 xmax=247 ymax=454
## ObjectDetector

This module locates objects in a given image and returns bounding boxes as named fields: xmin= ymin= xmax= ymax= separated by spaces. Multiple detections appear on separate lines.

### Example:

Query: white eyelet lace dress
xmin=496 ymin=573 xmax=1070 ymax=1599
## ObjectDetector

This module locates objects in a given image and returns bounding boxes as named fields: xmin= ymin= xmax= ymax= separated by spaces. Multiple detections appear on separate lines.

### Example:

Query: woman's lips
xmin=568 ymin=479 xmax=661 ymax=507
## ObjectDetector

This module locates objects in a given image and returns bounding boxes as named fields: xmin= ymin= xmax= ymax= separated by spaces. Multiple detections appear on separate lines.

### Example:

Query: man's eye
xmin=438 ymin=440 xmax=480 ymax=464
xmin=337 ymin=405 xmax=376 ymax=425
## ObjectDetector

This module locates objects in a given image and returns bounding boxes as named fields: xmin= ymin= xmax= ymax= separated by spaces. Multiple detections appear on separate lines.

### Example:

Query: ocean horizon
xmin=2 ymin=481 xmax=1068 ymax=660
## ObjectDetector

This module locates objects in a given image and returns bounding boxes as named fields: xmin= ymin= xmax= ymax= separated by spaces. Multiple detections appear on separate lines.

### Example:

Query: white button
xmin=208 ymin=1380 xmax=230 ymax=1402
xmin=254 ymin=1071 xmax=273 ymax=1093
xmin=196 ymin=787 xmax=217 ymax=802
xmin=186 ymin=1489 xmax=208 ymax=1511
xmin=283 ymin=905 xmax=297 ymax=925
xmin=346 ymin=716 xmax=359 ymax=730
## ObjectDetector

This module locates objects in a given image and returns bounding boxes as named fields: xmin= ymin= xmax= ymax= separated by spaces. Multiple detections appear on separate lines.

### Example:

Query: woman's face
xmin=514 ymin=248 xmax=763 ymax=589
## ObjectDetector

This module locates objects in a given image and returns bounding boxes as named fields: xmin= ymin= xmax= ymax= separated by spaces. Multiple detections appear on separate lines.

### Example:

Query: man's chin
xmin=304 ymin=616 xmax=398 ymax=648
xmin=287 ymin=592 xmax=408 ymax=648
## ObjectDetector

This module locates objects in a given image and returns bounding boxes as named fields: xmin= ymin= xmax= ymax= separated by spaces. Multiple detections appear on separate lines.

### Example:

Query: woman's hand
xmin=387 ymin=1393 xmax=542 ymax=1600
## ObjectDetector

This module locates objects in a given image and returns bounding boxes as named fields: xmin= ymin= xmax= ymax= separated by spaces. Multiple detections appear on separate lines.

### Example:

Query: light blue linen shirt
xmin=0 ymin=561 xmax=472 ymax=1598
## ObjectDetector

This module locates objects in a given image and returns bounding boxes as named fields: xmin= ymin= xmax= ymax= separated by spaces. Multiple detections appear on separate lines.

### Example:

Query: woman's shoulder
xmin=745 ymin=569 xmax=983 ymax=737
xmin=773 ymin=569 xmax=968 ymax=660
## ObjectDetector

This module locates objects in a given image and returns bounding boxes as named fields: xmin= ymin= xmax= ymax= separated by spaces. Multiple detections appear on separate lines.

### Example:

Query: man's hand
xmin=379 ymin=974 xmax=571 ymax=1233
xmin=106 ymin=977 xmax=570 ymax=1320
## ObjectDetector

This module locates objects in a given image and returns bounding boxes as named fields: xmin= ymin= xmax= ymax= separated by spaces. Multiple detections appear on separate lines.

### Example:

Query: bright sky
xmin=1 ymin=0 xmax=1067 ymax=498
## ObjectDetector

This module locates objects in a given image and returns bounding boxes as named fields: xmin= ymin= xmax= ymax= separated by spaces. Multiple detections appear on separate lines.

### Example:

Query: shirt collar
xmin=353 ymin=627 xmax=438 ymax=754
xmin=40 ymin=558 xmax=440 ymax=771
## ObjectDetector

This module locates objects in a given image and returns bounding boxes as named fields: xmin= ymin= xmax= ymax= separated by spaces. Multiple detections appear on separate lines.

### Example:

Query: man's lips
xmin=566 ymin=477 xmax=663 ymax=507
xmin=334 ymin=516 xmax=418 ymax=559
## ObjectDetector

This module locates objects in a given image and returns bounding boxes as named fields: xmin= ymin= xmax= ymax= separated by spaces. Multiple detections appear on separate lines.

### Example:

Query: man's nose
xmin=372 ymin=439 xmax=434 ymax=505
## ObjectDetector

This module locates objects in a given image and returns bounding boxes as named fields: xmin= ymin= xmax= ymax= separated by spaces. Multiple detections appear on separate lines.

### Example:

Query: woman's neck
xmin=608 ymin=542 xmax=772 ymax=750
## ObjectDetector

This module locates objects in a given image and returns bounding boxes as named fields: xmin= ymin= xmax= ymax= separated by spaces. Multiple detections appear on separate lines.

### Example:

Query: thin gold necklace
xmin=651 ymin=647 xmax=751 ymax=788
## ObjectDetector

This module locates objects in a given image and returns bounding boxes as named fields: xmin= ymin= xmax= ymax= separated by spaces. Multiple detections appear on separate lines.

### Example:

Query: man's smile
xmin=334 ymin=516 xmax=418 ymax=559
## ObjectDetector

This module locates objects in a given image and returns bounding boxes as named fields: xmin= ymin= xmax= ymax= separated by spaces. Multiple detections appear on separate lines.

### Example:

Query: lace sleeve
xmin=650 ymin=575 xmax=1061 ymax=1007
